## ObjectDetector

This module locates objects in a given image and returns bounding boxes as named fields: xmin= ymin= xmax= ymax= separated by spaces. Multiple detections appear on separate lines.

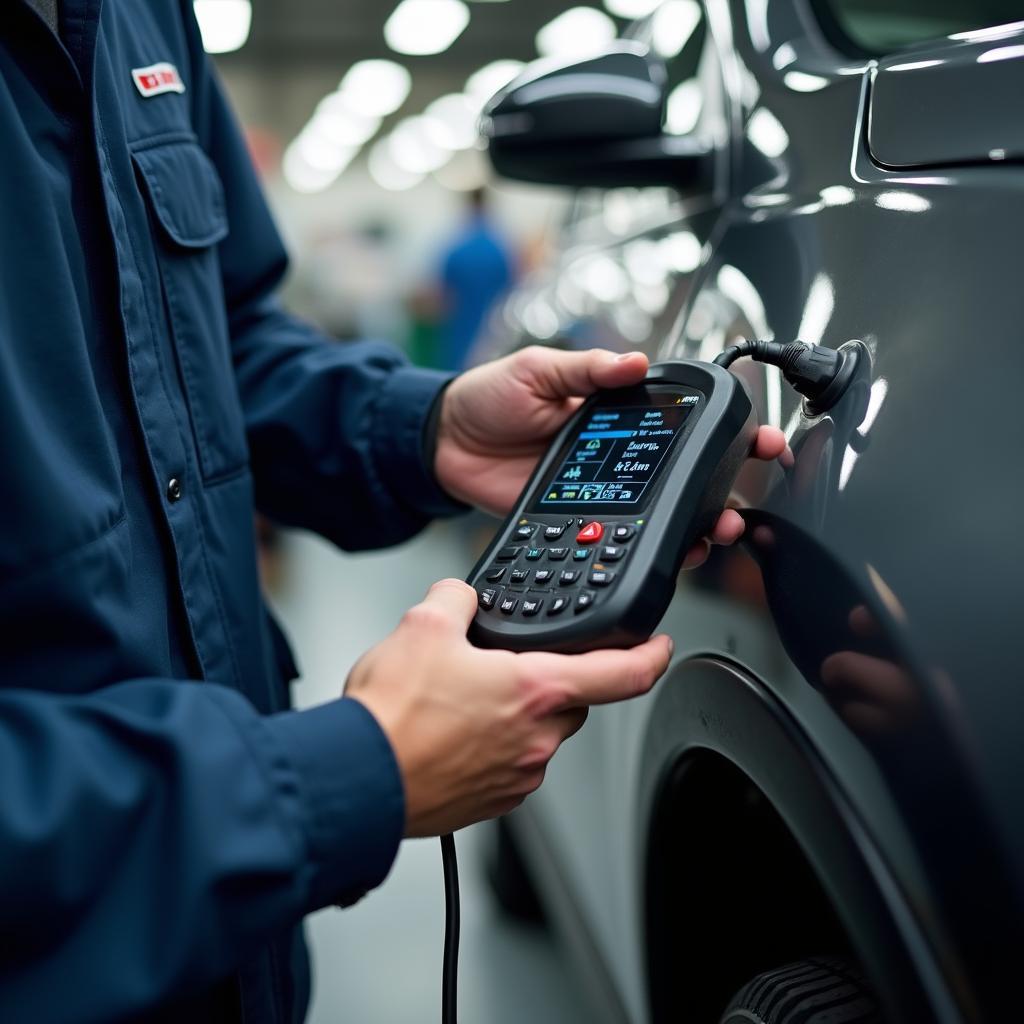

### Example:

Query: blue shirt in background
xmin=440 ymin=213 xmax=514 ymax=370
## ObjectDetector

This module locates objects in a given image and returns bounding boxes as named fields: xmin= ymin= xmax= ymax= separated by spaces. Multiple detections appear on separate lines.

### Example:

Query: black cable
xmin=713 ymin=338 xmax=850 ymax=413
xmin=440 ymin=832 xmax=460 ymax=1024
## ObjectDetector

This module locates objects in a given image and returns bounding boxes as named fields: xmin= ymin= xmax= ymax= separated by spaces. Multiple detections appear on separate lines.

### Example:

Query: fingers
xmin=708 ymin=508 xmax=746 ymax=546
xmin=528 ymin=634 xmax=673 ymax=710
xmin=408 ymin=578 xmax=479 ymax=634
xmin=682 ymin=538 xmax=711 ymax=569
xmin=753 ymin=425 xmax=788 ymax=461
xmin=518 ymin=346 xmax=649 ymax=400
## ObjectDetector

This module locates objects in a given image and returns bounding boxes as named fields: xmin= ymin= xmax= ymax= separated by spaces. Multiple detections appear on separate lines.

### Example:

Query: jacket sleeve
xmin=182 ymin=10 xmax=465 ymax=550
xmin=0 ymin=681 xmax=403 ymax=1023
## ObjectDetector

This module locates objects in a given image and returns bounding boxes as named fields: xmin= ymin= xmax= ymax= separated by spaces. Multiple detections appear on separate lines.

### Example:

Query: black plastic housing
xmin=467 ymin=361 xmax=756 ymax=653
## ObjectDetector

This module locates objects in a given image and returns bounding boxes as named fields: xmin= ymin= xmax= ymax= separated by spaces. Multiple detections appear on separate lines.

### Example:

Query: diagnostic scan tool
xmin=468 ymin=361 xmax=757 ymax=653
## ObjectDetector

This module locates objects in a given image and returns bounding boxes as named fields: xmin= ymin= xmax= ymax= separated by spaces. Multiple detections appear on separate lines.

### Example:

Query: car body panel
xmin=484 ymin=1 xmax=1024 ymax=1019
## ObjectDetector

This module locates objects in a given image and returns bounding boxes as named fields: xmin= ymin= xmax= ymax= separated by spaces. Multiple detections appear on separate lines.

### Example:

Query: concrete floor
xmin=268 ymin=522 xmax=589 ymax=1023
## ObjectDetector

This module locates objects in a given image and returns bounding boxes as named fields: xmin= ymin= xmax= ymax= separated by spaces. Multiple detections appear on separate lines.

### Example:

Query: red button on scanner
xmin=576 ymin=521 xmax=604 ymax=544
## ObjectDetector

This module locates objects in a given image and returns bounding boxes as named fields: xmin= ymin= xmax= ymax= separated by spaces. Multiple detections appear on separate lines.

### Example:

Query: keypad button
xmin=547 ymin=548 xmax=569 ymax=561
xmin=499 ymin=595 xmax=519 ymax=615
xmin=544 ymin=525 xmax=566 ymax=540
xmin=485 ymin=567 xmax=507 ymax=582
xmin=546 ymin=596 xmax=570 ymax=616
xmin=478 ymin=587 xmax=501 ymax=610
xmin=497 ymin=546 xmax=521 ymax=561
xmin=600 ymin=546 xmax=625 ymax=562
xmin=533 ymin=569 xmax=554 ymax=584
xmin=572 ymin=548 xmax=592 ymax=562
xmin=521 ymin=596 xmax=544 ymax=617
xmin=559 ymin=570 xmax=580 ymax=586
xmin=612 ymin=525 xmax=636 ymax=542
xmin=588 ymin=568 xmax=615 ymax=587
xmin=510 ymin=569 xmax=529 ymax=584
xmin=524 ymin=548 xmax=543 ymax=561
xmin=576 ymin=521 xmax=603 ymax=544
xmin=575 ymin=590 xmax=596 ymax=613
xmin=514 ymin=524 xmax=535 ymax=540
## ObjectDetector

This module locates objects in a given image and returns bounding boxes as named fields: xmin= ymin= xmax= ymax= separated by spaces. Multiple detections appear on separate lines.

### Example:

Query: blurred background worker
xmin=435 ymin=187 xmax=515 ymax=370
xmin=1 ymin=2 xmax=786 ymax=1023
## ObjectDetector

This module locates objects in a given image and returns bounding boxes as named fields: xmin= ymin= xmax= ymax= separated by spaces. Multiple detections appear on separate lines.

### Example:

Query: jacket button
xmin=166 ymin=477 xmax=183 ymax=503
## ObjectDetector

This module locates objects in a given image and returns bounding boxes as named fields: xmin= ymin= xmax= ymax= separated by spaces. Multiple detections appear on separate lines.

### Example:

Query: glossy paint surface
xmin=485 ymin=2 xmax=1024 ymax=1020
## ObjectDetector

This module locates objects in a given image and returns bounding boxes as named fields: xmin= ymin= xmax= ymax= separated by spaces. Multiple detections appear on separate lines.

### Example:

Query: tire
xmin=720 ymin=956 xmax=881 ymax=1024
xmin=484 ymin=816 xmax=545 ymax=924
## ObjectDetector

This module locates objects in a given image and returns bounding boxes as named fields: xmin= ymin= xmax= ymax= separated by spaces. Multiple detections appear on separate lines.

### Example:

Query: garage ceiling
xmin=216 ymin=0 xmax=625 ymax=145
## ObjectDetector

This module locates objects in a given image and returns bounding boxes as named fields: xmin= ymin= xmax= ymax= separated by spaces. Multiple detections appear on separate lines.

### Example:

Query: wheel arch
xmin=638 ymin=656 xmax=959 ymax=1023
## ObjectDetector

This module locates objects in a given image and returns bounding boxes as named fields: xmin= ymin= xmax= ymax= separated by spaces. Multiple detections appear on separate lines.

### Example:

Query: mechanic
xmin=0 ymin=2 xmax=785 ymax=1022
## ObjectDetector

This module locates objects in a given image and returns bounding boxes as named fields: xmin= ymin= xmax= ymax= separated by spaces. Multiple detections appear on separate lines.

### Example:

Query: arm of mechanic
xmin=179 ymin=15 xmax=462 ymax=552
xmin=0 ymin=680 xmax=402 ymax=1022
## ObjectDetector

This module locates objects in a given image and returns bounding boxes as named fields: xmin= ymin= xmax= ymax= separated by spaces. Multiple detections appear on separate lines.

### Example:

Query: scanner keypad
xmin=476 ymin=520 xmax=639 ymax=621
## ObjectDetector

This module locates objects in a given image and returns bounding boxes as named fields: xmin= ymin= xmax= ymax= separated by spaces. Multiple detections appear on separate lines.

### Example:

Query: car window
xmin=813 ymin=0 xmax=1022 ymax=55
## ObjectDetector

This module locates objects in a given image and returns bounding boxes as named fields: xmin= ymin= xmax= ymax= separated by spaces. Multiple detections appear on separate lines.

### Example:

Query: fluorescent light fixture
xmin=423 ymin=93 xmax=479 ymax=150
xmin=384 ymin=0 xmax=470 ymax=56
xmin=312 ymin=93 xmax=381 ymax=147
xmin=369 ymin=137 xmax=425 ymax=191
xmin=339 ymin=60 xmax=412 ymax=118
xmin=193 ymin=0 xmax=251 ymax=54
xmin=665 ymin=78 xmax=702 ymax=134
xmin=283 ymin=137 xmax=357 ymax=194
xmin=388 ymin=116 xmax=451 ymax=174
xmin=535 ymin=7 xmax=617 ymax=59
xmin=465 ymin=59 xmax=525 ymax=108
xmin=651 ymin=0 xmax=701 ymax=58
xmin=604 ymin=0 xmax=660 ymax=17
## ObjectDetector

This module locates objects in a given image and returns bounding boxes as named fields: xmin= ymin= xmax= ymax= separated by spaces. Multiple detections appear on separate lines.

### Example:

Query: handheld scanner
xmin=466 ymin=360 xmax=757 ymax=654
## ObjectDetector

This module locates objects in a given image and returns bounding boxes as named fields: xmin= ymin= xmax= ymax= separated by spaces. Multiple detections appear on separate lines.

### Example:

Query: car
xmin=473 ymin=1 xmax=1024 ymax=1021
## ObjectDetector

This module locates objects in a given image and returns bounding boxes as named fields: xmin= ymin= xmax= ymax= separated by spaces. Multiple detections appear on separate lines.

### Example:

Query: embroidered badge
xmin=131 ymin=62 xmax=186 ymax=98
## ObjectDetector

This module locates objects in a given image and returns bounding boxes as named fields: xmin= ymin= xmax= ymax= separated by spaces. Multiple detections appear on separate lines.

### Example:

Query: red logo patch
xmin=131 ymin=62 xmax=186 ymax=98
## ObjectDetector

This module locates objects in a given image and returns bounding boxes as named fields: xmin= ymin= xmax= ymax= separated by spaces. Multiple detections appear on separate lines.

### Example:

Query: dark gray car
xmin=475 ymin=2 xmax=1024 ymax=1021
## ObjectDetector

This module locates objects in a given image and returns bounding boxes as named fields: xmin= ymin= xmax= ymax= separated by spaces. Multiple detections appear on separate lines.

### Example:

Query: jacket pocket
xmin=131 ymin=136 xmax=249 ymax=482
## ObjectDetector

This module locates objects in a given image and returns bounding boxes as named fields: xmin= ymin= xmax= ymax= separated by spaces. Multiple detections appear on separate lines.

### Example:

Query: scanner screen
xmin=533 ymin=396 xmax=696 ymax=511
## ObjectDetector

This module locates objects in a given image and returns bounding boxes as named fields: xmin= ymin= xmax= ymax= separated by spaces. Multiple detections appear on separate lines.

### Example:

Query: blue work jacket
xmin=0 ymin=2 xmax=462 ymax=1021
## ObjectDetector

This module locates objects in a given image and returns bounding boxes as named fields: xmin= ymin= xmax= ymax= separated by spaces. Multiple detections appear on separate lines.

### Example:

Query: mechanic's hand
xmin=434 ymin=345 xmax=790 ymax=569
xmin=346 ymin=579 xmax=673 ymax=837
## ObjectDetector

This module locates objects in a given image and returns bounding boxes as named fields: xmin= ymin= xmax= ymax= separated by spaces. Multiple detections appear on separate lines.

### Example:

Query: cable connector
xmin=713 ymin=340 xmax=854 ymax=414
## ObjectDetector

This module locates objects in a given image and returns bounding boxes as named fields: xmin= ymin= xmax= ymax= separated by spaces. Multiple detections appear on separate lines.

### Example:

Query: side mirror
xmin=482 ymin=43 xmax=712 ymax=190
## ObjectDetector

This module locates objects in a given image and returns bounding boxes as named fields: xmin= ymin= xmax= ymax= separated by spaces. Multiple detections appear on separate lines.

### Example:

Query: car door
xmin=652 ymin=2 xmax=1024 ymax=1020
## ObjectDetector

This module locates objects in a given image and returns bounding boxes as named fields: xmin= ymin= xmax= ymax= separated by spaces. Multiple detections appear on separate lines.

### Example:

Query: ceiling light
xmin=388 ymin=117 xmax=451 ymax=174
xmin=604 ymin=0 xmax=660 ymax=18
xmin=283 ymin=139 xmax=356 ymax=194
xmin=193 ymin=0 xmax=251 ymax=54
xmin=384 ymin=0 xmax=470 ymax=56
xmin=338 ymin=60 xmax=412 ymax=118
xmin=465 ymin=59 xmax=525 ymax=108
xmin=311 ymin=93 xmax=381 ymax=147
xmin=535 ymin=7 xmax=617 ymax=59
xmin=295 ymin=131 xmax=358 ymax=173
xmin=651 ymin=0 xmax=701 ymax=58
xmin=423 ymin=93 xmax=479 ymax=150
xmin=368 ymin=138 xmax=425 ymax=191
